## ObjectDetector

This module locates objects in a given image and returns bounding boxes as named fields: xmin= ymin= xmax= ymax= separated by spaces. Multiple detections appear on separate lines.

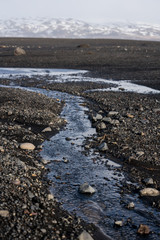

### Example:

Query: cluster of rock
xmin=85 ymin=91 xmax=160 ymax=167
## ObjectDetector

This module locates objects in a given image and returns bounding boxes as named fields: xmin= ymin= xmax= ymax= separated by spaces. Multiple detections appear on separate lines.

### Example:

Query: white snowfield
xmin=0 ymin=18 xmax=160 ymax=40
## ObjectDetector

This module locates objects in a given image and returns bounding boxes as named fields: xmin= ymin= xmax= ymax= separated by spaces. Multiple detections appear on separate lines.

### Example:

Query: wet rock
xmin=84 ymin=144 xmax=90 ymax=149
xmin=114 ymin=220 xmax=123 ymax=227
xmin=14 ymin=47 xmax=26 ymax=56
xmin=0 ymin=210 xmax=9 ymax=217
xmin=140 ymin=188 xmax=160 ymax=197
xmin=127 ymin=202 xmax=135 ymax=209
xmin=79 ymin=183 xmax=96 ymax=194
xmin=78 ymin=230 xmax=94 ymax=240
xmin=63 ymin=158 xmax=69 ymax=163
xmin=42 ymin=127 xmax=52 ymax=132
xmin=137 ymin=224 xmax=150 ymax=235
xmin=98 ymin=142 xmax=108 ymax=151
xmin=65 ymin=137 xmax=71 ymax=141
xmin=20 ymin=142 xmax=35 ymax=150
xmin=41 ymin=159 xmax=51 ymax=165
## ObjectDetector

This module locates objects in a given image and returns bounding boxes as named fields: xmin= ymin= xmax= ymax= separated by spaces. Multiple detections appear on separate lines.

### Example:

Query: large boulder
xmin=14 ymin=47 xmax=26 ymax=56
xmin=140 ymin=188 xmax=160 ymax=197
xmin=20 ymin=143 xmax=35 ymax=151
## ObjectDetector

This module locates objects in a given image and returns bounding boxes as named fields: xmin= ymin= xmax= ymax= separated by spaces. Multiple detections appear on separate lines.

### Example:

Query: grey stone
xmin=14 ymin=47 xmax=26 ymax=56
xmin=20 ymin=143 xmax=35 ymax=150
xmin=92 ymin=113 xmax=103 ymax=122
xmin=41 ymin=159 xmax=51 ymax=165
xmin=111 ymin=119 xmax=120 ymax=125
xmin=47 ymin=194 xmax=54 ymax=201
xmin=114 ymin=220 xmax=123 ymax=227
xmin=42 ymin=127 xmax=52 ymax=132
xmin=13 ymin=178 xmax=21 ymax=185
xmin=0 ymin=146 xmax=4 ymax=152
xmin=143 ymin=178 xmax=154 ymax=185
xmin=127 ymin=202 xmax=135 ymax=209
xmin=41 ymin=229 xmax=47 ymax=234
xmin=96 ymin=122 xmax=106 ymax=130
xmin=103 ymin=117 xmax=112 ymax=123
xmin=78 ymin=230 xmax=94 ymax=240
xmin=140 ymin=188 xmax=160 ymax=197
xmin=8 ymin=110 xmax=13 ymax=116
xmin=0 ymin=210 xmax=9 ymax=217
xmin=79 ymin=182 xmax=96 ymax=194
xmin=136 ymin=151 xmax=145 ymax=156
xmin=28 ymin=191 xmax=34 ymax=199
xmin=108 ymin=111 xmax=119 ymax=117
xmin=98 ymin=142 xmax=108 ymax=151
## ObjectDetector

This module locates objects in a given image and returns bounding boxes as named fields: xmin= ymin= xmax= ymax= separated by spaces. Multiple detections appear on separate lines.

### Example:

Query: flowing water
xmin=0 ymin=68 xmax=160 ymax=239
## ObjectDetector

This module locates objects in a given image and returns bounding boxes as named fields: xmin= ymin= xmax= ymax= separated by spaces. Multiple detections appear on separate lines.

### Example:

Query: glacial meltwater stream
xmin=0 ymin=68 xmax=160 ymax=239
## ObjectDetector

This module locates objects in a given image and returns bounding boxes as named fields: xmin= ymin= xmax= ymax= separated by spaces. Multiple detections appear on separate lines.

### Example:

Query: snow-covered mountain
xmin=0 ymin=18 xmax=160 ymax=41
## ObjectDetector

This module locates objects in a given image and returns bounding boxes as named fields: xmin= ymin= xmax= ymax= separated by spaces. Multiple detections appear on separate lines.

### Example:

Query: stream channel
xmin=1 ymin=68 xmax=160 ymax=239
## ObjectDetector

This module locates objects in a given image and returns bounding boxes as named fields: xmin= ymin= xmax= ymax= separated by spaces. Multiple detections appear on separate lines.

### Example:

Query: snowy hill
xmin=0 ymin=18 xmax=160 ymax=41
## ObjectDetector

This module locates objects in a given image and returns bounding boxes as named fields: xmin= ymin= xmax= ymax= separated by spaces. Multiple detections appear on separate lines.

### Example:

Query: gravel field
xmin=0 ymin=38 xmax=160 ymax=239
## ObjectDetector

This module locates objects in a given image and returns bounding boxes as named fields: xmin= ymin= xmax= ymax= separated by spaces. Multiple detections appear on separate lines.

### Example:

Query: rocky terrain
xmin=1 ymin=87 xmax=111 ymax=240
xmin=0 ymin=38 xmax=160 ymax=239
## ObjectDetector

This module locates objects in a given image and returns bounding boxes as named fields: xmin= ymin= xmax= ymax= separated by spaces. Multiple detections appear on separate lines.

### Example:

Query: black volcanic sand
xmin=0 ymin=38 xmax=160 ymax=239
xmin=0 ymin=38 xmax=160 ymax=89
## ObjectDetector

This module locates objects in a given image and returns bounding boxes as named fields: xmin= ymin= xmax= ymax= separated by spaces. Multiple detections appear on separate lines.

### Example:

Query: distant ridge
xmin=0 ymin=18 xmax=160 ymax=41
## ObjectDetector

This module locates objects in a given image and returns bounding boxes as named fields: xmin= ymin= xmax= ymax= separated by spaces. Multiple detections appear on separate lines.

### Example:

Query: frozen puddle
xmin=0 ymin=67 xmax=160 ymax=94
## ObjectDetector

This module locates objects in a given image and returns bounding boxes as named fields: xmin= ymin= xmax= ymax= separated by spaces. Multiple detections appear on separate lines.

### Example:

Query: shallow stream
xmin=1 ymin=68 xmax=160 ymax=239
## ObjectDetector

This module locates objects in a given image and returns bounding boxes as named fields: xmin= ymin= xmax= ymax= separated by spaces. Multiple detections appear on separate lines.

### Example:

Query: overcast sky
xmin=1 ymin=0 xmax=160 ymax=25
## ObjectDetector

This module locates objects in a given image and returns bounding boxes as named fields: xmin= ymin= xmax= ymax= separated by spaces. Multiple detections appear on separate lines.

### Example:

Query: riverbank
xmin=1 ymin=87 xmax=108 ymax=240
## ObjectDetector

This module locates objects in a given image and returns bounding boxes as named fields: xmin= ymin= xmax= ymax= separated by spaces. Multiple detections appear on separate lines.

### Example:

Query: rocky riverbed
xmin=1 ymin=87 xmax=109 ymax=240
xmin=0 ymin=38 xmax=160 ymax=239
